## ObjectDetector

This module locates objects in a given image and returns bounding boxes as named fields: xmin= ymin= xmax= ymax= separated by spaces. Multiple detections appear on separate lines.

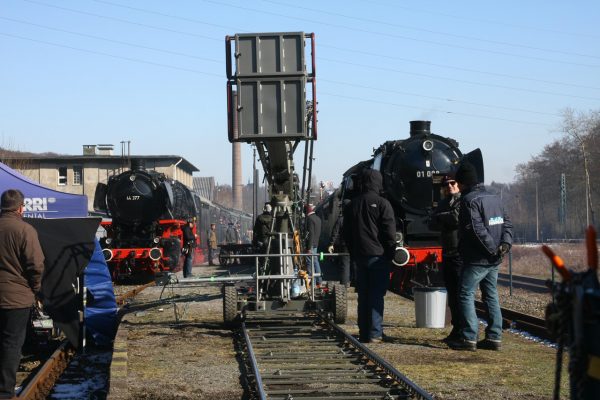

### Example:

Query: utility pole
xmin=560 ymin=173 xmax=567 ymax=238
xmin=536 ymin=179 xmax=540 ymax=242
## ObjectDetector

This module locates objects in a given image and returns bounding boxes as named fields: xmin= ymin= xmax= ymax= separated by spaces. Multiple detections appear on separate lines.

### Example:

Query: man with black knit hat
xmin=448 ymin=162 xmax=513 ymax=352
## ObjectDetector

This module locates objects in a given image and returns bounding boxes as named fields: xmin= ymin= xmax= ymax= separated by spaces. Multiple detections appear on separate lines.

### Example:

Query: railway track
xmin=15 ymin=282 xmax=152 ymax=399
xmin=239 ymin=310 xmax=433 ymax=400
xmin=17 ymin=341 xmax=75 ymax=400
xmin=474 ymin=300 xmax=550 ymax=342
xmin=497 ymin=272 xmax=550 ymax=293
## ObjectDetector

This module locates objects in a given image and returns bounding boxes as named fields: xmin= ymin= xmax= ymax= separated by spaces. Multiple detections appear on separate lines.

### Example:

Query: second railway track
xmin=239 ymin=310 xmax=432 ymax=400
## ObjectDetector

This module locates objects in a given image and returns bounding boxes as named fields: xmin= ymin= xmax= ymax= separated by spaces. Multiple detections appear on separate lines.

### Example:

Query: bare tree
xmin=560 ymin=108 xmax=600 ymax=226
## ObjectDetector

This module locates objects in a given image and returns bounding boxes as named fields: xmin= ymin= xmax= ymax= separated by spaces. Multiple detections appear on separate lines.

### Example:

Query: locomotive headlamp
xmin=392 ymin=246 xmax=411 ymax=267
xmin=422 ymin=140 xmax=434 ymax=152
xmin=102 ymin=248 xmax=113 ymax=261
xmin=149 ymin=247 xmax=162 ymax=261
xmin=129 ymin=175 xmax=136 ymax=181
xmin=153 ymin=237 xmax=160 ymax=244
xmin=105 ymin=237 xmax=112 ymax=245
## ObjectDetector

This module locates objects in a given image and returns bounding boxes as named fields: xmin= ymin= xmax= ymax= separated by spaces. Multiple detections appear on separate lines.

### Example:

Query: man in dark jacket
xmin=181 ymin=220 xmax=196 ymax=278
xmin=207 ymin=223 xmax=217 ymax=266
xmin=343 ymin=169 xmax=396 ymax=343
xmin=305 ymin=204 xmax=322 ymax=286
xmin=225 ymin=222 xmax=240 ymax=265
xmin=430 ymin=175 xmax=463 ymax=342
xmin=253 ymin=203 xmax=273 ymax=251
xmin=448 ymin=162 xmax=513 ymax=351
xmin=0 ymin=189 xmax=45 ymax=398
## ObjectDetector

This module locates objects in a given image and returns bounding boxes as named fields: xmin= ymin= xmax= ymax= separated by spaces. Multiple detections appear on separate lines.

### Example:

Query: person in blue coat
xmin=448 ymin=162 xmax=513 ymax=351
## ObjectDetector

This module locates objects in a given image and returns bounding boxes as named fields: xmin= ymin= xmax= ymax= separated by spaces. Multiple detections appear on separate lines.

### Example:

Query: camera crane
xmin=224 ymin=32 xmax=346 ymax=322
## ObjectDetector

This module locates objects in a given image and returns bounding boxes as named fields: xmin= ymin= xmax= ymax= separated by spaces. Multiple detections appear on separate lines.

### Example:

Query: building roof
xmin=2 ymin=154 xmax=199 ymax=174
xmin=193 ymin=176 xmax=215 ymax=201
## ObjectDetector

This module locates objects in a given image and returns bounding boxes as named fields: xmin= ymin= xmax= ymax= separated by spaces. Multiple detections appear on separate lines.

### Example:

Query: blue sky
xmin=1 ymin=0 xmax=599 ymax=186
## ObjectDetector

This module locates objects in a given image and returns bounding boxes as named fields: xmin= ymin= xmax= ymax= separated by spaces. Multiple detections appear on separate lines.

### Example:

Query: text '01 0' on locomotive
xmin=94 ymin=159 xmax=200 ymax=281
xmin=318 ymin=120 xmax=483 ymax=293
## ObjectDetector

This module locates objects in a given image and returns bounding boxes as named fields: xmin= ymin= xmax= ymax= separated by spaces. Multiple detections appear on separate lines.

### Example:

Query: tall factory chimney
xmin=232 ymin=91 xmax=243 ymax=211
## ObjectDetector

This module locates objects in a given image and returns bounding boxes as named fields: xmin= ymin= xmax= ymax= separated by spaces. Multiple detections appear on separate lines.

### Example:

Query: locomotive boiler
xmin=319 ymin=120 xmax=482 ymax=292
xmin=95 ymin=159 xmax=198 ymax=280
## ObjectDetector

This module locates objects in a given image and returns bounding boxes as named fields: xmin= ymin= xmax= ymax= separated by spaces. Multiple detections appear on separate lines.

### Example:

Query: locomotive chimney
xmin=409 ymin=120 xmax=431 ymax=136
xmin=130 ymin=159 xmax=146 ymax=171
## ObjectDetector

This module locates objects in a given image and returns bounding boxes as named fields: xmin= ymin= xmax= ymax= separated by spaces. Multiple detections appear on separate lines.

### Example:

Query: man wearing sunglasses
xmin=430 ymin=175 xmax=463 ymax=343
xmin=448 ymin=162 xmax=513 ymax=352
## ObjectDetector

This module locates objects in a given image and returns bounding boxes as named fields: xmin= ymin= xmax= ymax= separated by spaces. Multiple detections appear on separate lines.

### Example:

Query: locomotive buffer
xmin=222 ymin=32 xmax=346 ymax=324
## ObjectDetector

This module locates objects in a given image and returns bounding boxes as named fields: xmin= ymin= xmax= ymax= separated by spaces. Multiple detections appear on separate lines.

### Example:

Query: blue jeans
xmin=356 ymin=256 xmax=390 ymax=341
xmin=306 ymin=247 xmax=322 ymax=285
xmin=458 ymin=263 xmax=502 ymax=342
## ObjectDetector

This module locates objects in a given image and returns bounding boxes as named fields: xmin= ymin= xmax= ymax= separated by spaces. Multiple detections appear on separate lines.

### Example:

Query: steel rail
xmin=17 ymin=340 xmax=75 ymax=399
xmin=239 ymin=311 xmax=433 ymax=400
xmin=474 ymin=300 xmax=550 ymax=341
xmin=241 ymin=321 xmax=268 ymax=400
xmin=115 ymin=282 xmax=154 ymax=306
xmin=15 ymin=281 xmax=151 ymax=399
xmin=320 ymin=313 xmax=433 ymax=400
xmin=497 ymin=273 xmax=550 ymax=294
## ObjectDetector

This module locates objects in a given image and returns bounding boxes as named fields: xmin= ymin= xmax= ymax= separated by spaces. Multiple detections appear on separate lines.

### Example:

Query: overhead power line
xmin=90 ymin=0 xmax=239 ymax=32
xmin=320 ymin=44 xmax=600 ymax=92
xmin=0 ymin=32 xmax=222 ymax=77
xmin=319 ymin=91 xmax=554 ymax=127
xmin=360 ymin=0 xmax=600 ymax=40
xmin=320 ymin=79 xmax=559 ymax=117
xmin=22 ymin=0 xmax=599 ymax=91
xmin=3 ymin=17 xmax=592 ymax=109
xmin=22 ymin=0 xmax=222 ymax=42
xmin=0 ymin=16 xmax=222 ymax=63
xmin=196 ymin=0 xmax=600 ymax=69
xmin=0 ymin=31 xmax=554 ymax=127
xmin=320 ymin=57 xmax=600 ymax=102
xmin=258 ymin=0 xmax=600 ymax=60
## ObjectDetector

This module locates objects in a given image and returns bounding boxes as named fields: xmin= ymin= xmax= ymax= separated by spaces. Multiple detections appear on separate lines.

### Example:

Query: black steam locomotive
xmin=319 ymin=120 xmax=482 ymax=291
xmin=95 ymin=160 xmax=198 ymax=280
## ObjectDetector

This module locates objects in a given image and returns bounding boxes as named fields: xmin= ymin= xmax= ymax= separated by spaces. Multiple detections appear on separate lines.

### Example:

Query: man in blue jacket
xmin=448 ymin=162 xmax=513 ymax=351
xmin=343 ymin=169 xmax=396 ymax=343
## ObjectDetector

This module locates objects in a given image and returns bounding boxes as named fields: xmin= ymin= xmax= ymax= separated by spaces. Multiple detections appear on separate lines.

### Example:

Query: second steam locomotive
xmin=319 ymin=120 xmax=482 ymax=292
xmin=95 ymin=159 xmax=199 ymax=280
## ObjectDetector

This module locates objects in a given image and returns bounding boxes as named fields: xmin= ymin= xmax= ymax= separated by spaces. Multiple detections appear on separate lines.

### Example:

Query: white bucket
xmin=413 ymin=287 xmax=447 ymax=328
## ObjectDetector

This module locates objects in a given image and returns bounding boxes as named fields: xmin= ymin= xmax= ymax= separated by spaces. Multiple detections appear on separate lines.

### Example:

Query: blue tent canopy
xmin=0 ymin=162 xmax=88 ymax=218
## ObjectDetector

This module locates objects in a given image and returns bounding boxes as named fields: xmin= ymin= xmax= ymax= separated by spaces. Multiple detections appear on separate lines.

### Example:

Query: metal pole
xmin=255 ymin=256 xmax=260 ymax=301
xmin=536 ymin=180 xmax=540 ymax=242
xmin=508 ymin=250 xmax=513 ymax=297
xmin=551 ymin=260 xmax=555 ymax=305
xmin=586 ymin=181 xmax=590 ymax=228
